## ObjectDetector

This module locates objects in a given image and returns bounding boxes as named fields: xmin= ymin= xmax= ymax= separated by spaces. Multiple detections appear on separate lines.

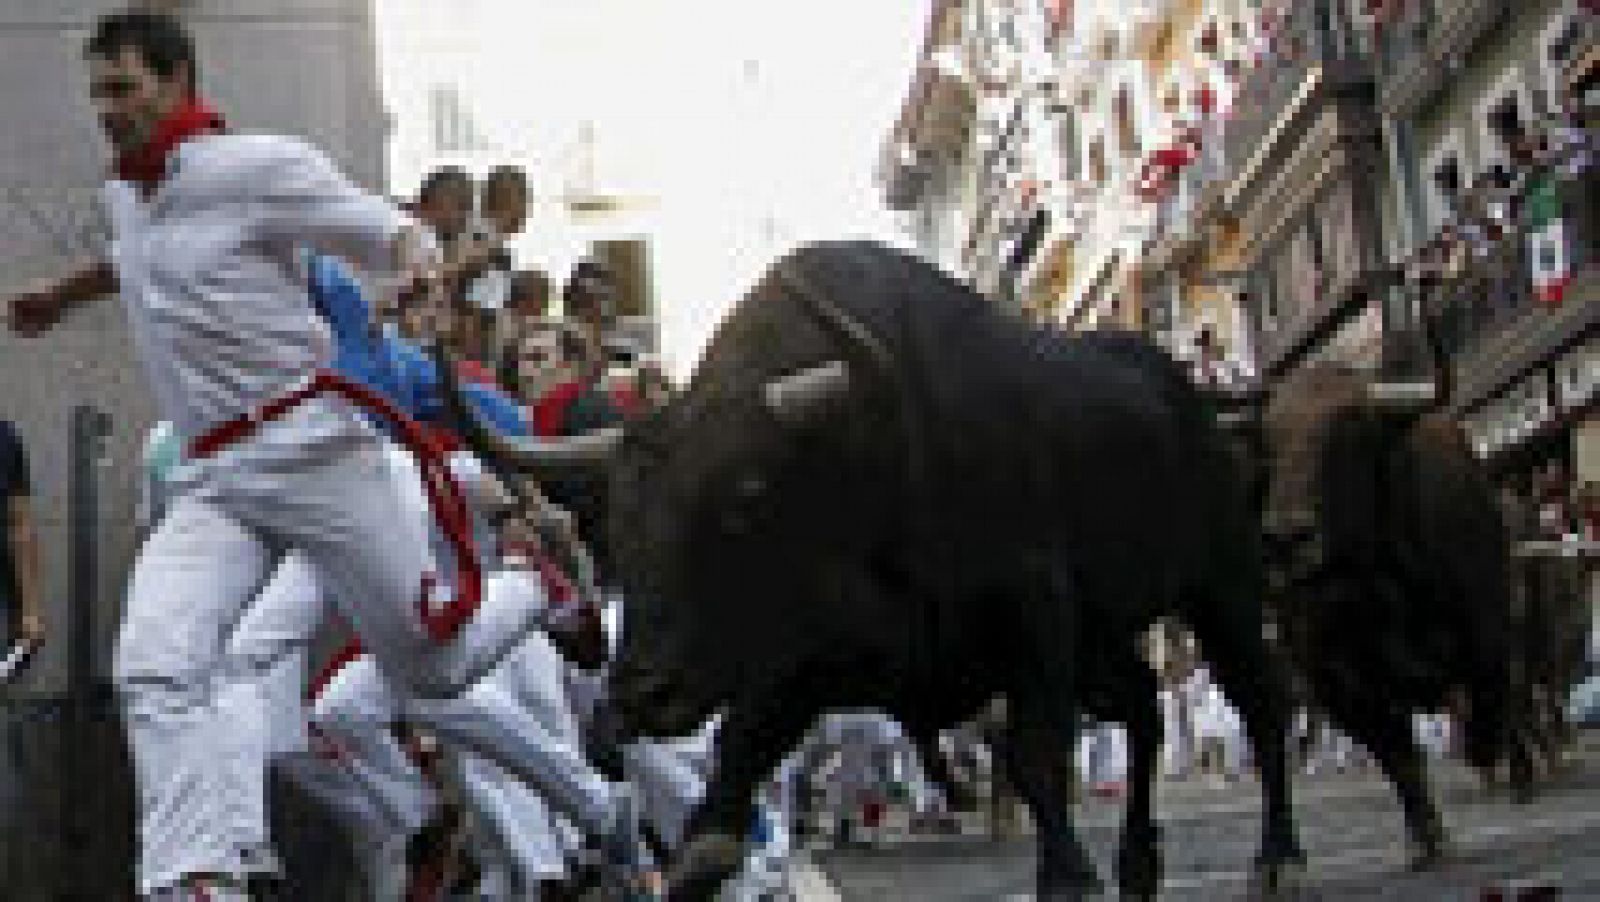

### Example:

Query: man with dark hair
xmin=0 ymin=419 xmax=42 ymax=653
xmin=482 ymin=165 xmax=529 ymax=239
xmin=415 ymin=166 xmax=475 ymax=249
xmin=6 ymin=11 xmax=651 ymax=900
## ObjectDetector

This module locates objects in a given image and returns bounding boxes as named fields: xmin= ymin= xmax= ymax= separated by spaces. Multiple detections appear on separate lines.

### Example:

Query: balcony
xmin=1223 ymin=1 xmax=1373 ymax=197
xmin=1143 ymin=121 xmax=1230 ymax=274
xmin=1430 ymin=166 xmax=1600 ymax=412
xmin=1377 ymin=0 xmax=1512 ymax=119
xmin=1552 ymin=13 xmax=1599 ymax=101
xmin=881 ymin=47 xmax=979 ymax=211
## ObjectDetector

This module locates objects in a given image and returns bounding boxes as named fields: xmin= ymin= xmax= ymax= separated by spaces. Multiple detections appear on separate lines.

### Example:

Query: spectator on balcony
xmin=1535 ymin=461 xmax=1579 ymax=539
xmin=1578 ymin=481 xmax=1598 ymax=542
xmin=0 ymin=419 xmax=42 ymax=650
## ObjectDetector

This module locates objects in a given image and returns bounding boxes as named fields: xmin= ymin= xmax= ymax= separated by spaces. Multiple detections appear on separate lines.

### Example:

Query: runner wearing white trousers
xmin=138 ymin=424 xmax=324 ymax=883
xmin=283 ymin=653 xmax=436 ymax=898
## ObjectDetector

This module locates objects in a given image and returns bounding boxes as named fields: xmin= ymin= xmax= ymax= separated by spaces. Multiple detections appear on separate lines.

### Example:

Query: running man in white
xmin=6 ymin=12 xmax=647 ymax=899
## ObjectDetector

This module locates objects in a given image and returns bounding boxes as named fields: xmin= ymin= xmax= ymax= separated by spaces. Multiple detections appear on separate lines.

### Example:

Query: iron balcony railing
xmin=1376 ymin=0 xmax=1512 ymax=117
xmin=1426 ymin=165 xmax=1598 ymax=365
xmin=1224 ymin=0 xmax=1372 ymax=180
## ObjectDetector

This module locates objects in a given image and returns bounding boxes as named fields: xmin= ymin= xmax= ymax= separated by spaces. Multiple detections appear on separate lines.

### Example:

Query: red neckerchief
xmin=532 ymin=380 xmax=585 ymax=437
xmin=115 ymin=96 xmax=226 ymax=192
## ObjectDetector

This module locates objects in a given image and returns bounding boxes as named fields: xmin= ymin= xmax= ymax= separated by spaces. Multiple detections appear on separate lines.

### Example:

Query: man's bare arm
xmin=7 ymin=258 xmax=116 ymax=336
xmin=7 ymin=495 xmax=43 ymax=646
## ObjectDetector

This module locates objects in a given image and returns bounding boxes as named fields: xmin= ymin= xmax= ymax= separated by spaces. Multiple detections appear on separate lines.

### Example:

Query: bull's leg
xmin=1318 ymin=667 xmax=1446 ymax=868
xmin=666 ymin=684 xmax=821 ymax=902
xmin=1184 ymin=596 xmax=1305 ymax=891
xmin=1110 ymin=658 xmax=1163 ymax=901
xmin=1008 ymin=564 xmax=1101 ymax=900
xmin=1003 ymin=701 xmax=1102 ymax=900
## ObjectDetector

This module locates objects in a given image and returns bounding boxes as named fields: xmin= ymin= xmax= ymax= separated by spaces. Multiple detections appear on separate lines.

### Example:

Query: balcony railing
xmin=1428 ymin=237 xmax=1534 ymax=365
xmin=1224 ymin=0 xmax=1371 ymax=180
xmin=1376 ymin=0 xmax=1512 ymax=117
xmin=1423 ymin=165 xmax=1599 ymax=392
xmin=1142 ymin=119 xmax=1231 ymax=273
xmin=1374 ymin=0 xmax=1435 ymax=91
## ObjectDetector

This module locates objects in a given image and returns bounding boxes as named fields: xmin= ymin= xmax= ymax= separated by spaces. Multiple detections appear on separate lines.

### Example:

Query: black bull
xmin=1245 ymin=362 xmax=1534 ymax=866
xmin=449 ymin=241 xmax=1305 ymax=900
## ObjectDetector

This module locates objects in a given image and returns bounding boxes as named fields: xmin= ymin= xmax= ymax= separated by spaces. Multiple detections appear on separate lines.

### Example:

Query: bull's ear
xmin=763 ymin=360 xmax=851 ymax=427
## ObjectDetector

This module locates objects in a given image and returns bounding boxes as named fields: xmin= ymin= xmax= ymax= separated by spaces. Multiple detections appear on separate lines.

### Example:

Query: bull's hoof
xmin=1114 ymin=827 xmax=1162 ymax=901
xmin=1040 ymin=870 xmax=1105 ymax=901
xmin=663 ymin=832 xmax=744 ymax=902
xmin=1037 ymin=881 xmax=1106 ymax=902
xmin=1408 ymin=835 xmax=1451 ymax=872
xmin=1251 ymin=853 xmax=1307 ymax=898
xmin=1408 ymin=811 xmax=1450 ymax=871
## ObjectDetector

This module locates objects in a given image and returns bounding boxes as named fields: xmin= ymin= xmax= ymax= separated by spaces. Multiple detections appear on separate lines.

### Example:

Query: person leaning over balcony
xmin=0 ymin=418 xmax=43 ymax=652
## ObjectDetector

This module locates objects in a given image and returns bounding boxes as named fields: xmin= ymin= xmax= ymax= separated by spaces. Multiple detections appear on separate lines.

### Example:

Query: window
xmin=1114 ymin=88 xmax=1141 ymax=158
xmin=429 ymin=84 xmax=489 ymax=155
xmin=1058 ymin=110 xmax=1082 ymax=182
xmin=1089 ymin=135 xmax=1108 ymax=185
xmin=1476 ymin=66 xmax=1533 ymax=173
xmin=1423 ymin=132 xmax=1466 ymax=230
xmin=1248 ymin=266 xmax=1280 ymax=335
xmin=1541 ymin=13 xmax=1580 ymax=112
xmin=1485 ymin=93 xmax=1528 ymax=165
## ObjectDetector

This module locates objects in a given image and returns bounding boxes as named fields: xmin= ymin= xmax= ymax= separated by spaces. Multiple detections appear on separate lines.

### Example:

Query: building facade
xmin=881 ymin=0 xmax=1595 ymax=466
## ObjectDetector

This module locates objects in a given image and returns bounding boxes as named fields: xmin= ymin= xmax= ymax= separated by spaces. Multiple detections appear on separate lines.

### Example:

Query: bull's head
xmin=438 ymin=251 xmax=887 ymax=741
xmin=1212 ymin=370 xmax=1439 ymax=555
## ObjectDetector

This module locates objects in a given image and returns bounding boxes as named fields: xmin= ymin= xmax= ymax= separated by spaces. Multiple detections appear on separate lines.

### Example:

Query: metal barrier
xmin=0 ymin=405 xmax=133 ymax=898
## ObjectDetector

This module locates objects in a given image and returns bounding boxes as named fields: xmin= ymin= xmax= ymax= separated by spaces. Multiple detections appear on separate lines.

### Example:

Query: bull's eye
xmin=735 ymin=474 xmax=767 ymax=499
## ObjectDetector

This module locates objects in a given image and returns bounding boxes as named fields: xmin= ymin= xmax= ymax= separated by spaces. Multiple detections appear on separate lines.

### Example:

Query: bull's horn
xmin=1215 ymin=409 xmax=1258 ymax=430
xmin=763 ymin=360 xmax=851 ymax=425
xmin=491 ymin=427 xmax=625 ymax=473
xmin=1365 ymin=380 xmax=1438 ymax=410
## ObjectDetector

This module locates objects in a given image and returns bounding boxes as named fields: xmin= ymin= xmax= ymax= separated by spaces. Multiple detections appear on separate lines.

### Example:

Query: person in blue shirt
xmin=305 ymin=252 xmax=527 ymax=437
xmin=303 ymin=253 xmax=661 ymax=899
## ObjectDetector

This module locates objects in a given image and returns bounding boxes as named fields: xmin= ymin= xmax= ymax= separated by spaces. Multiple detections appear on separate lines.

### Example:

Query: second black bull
xmin=448 ymin=240 xmax=1305 ymax=900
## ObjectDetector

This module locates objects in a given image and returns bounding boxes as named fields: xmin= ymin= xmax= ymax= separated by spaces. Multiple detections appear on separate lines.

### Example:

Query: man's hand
xmin=7 ymin=261 xmax=115 ymax=336
xmin=7 ymin=288 xmax=66 ymax=337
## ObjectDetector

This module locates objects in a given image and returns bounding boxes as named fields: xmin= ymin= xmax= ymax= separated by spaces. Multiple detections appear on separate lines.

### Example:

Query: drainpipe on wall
xmin=1379 ymin=112 xmax=1434 ymax=379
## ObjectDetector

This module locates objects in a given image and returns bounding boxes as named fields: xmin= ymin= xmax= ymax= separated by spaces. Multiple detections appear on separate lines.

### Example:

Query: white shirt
xmin=104 ymin=133 xmax=407 ymax=444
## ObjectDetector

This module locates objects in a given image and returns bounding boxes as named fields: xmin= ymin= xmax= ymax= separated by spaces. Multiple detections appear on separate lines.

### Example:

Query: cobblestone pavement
xmin=797 ymin=733 xmax=1600 ymax=900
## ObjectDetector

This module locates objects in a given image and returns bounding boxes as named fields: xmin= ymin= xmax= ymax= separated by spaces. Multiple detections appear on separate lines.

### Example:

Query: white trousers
xmin=626 ymin=739 xmax=709 ymax=851
xmin=444 ymin=605 xmax=587 ymax=888
xmin=296 ymin=573 xmax=611 ymax=891
xmin=212 ymin=553 xmax=323 ymax=871
xmin=115 ymin=400 xmax=538 ymax=892
xmin=281 ymin=654 xmax=436 ymax=897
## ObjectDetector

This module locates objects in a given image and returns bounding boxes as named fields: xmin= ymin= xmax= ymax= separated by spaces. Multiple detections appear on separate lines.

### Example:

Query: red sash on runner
xmin=188 ymin=370 xmax=484 ymax=647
